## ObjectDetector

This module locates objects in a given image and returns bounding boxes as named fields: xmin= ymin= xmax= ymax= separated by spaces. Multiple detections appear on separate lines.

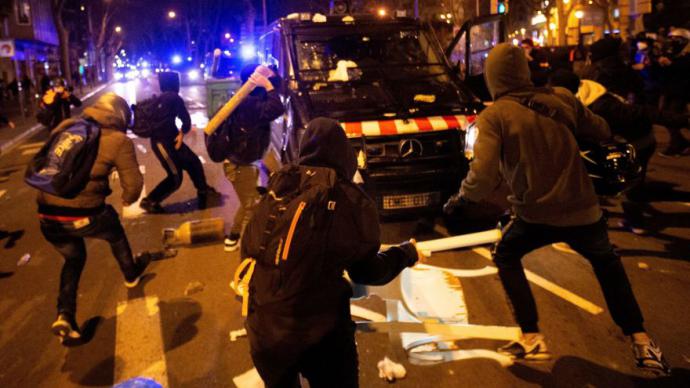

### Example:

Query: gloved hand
xmin=443 ymin=192 xmax=468 ymax=215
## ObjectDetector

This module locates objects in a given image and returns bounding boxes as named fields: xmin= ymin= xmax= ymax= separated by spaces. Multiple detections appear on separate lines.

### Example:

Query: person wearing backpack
xmin=238 ymin=117 xmax=421 ymax=388
xmin=443 ymin=43 xmax=670 ymax=375
xmin=139 ymin=71 xmax=214 ymax=213
xmin=33 ymin=92 xmax=149 ymax=343
xmin=205 ymin=64 xmax=284 ymax=252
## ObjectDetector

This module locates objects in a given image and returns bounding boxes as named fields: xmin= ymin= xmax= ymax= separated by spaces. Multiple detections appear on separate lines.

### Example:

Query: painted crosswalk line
xmin=114 ymin=296 xmax=169 ymax=387
xmin=472 ymin=247 xmax=604 ymax=315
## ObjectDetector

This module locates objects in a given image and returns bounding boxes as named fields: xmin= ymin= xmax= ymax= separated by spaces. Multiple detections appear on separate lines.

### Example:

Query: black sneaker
xmin=124 ymin=252 xmax=152 ymax=288
xmin=224 ymin=233 xmax=240 ymax=252
xmin=498 ymin=335 xmax=552 ymax=361
xmin=51 ymin=313 xmax=81 ymax=341
xmin=140 ymin=198 xmax=165 ymax=214
xmin=633 ymin=340 xmax=672 ymax=376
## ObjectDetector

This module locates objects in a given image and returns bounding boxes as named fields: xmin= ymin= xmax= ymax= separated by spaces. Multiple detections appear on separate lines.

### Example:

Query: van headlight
xmin=464 ymin=122 xmax=479 ymax=160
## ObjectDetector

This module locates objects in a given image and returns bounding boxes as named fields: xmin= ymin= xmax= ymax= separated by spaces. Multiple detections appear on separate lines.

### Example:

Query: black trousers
xmin=622 ymin=139 xmax=656 ymax=227
xmin=494 ymin=216 xmax=645 ymax=336
xmin=40 ymin=206 xmax=136 ymax=316
xmin=148 ymin=139 xmax=208 ymax=203
xmin=250 ymin=322 xmax=359 ymax=388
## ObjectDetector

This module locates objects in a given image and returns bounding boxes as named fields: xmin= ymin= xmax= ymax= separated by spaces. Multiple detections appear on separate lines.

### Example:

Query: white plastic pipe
xmin=415 ymin=229 xmax=501 ymax=256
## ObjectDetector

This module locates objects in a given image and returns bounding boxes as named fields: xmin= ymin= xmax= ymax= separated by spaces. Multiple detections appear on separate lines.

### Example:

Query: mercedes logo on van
xmin=399 ymin=139 xmax=423 ymax=158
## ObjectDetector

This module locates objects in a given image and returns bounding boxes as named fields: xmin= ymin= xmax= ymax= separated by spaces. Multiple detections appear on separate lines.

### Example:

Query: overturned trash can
xmin=163 ymin=218 xmax=225 ymax=247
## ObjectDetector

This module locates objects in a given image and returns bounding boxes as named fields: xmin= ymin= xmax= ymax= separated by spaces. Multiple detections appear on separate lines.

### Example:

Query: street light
xmin=115 ymin=26 xmax=122 ymax=33
xmin=224 ymin=33 xmax=231 ymax=39
xmin=168 ymin=10 xmax=177 ymax=19
xmin=377 ymin=8 xmax=387 ymax=17
xmin=575 ymin=10 xmax=585 ymax=19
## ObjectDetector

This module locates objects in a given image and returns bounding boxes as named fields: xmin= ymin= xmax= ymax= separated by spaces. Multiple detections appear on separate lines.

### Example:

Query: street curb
xmin=0 ymin=83 xmax=111 ymax=155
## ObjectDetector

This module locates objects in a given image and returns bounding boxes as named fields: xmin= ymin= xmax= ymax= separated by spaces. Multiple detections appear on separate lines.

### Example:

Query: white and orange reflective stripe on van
xmin=340 ymin=115 xmax=476 ymax=137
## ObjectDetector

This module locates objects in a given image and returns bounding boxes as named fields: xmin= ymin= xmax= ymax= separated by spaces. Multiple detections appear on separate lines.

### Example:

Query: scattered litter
xmin=232 ymin=368 xmax=264 ymax=388
xmin=136 ymin=144 xmax=147 ymax=154
xmin=448 ymin=369 xmax=455 ymax=375
xmin=638 ymin=262 xmax=650 ymax=270
xmin=229 ymin=328 xmax=247 ymax=342
xmin=184 ymin=281 xmax=205 ymax=296
xmin=17 ymin=253 xmax=31 ymax=266
xmin=377 ymin=357 xmax=406 ymax=382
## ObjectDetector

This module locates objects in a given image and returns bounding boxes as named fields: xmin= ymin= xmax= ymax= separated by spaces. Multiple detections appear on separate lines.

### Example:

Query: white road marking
xmin=139 ymin=165 xmax=146 ymax=174
xmin=114 ymin=296 xmax=169 ymax=387
xmin=21 ymin=149 xmax=39 ymax=156
xmin=415 ymin=263 xmax=498 ymax=278
xmin=0 ymin=190 xmax=6 ymax=199
xmin=136 ymin=144 xmax=148 ymax=154
xmin=198 ymin=155 xmax=206 ymax=164
xmin=472 ymin=247 xmax=605 ymax=315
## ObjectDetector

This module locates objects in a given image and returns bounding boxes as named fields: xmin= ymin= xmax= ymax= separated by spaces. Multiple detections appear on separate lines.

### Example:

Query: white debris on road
xmin=229 ymin=328 xmax=247 ymax=342
xmin=17 ymin=253 xmax=31 ymax=266
xmin=377 ymin=357 xmax=406 ymax=382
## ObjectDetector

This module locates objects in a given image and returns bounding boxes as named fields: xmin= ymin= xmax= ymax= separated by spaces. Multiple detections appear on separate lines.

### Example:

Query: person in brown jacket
xmin=36 ymin=92 xmax=149 ymax=343
xmin=444 ymin=43 xmax=670 ymax=375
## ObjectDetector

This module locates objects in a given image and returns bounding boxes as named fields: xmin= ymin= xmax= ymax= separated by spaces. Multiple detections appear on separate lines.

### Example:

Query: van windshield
xmin=294 ymin=25 xmax=472 ymax=119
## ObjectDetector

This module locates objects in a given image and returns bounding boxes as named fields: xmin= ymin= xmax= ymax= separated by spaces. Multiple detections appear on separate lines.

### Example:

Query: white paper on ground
xmin=233 ymin=368 xmax=265 ymax=388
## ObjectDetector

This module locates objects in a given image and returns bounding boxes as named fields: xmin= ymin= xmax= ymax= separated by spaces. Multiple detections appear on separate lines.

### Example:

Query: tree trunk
xmin=52 ymin=1 xmax=71 ymax=83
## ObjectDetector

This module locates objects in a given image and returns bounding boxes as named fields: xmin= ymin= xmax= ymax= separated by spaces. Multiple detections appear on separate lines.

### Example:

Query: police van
xmin=257 ymin=12 xmax=504 ymax=216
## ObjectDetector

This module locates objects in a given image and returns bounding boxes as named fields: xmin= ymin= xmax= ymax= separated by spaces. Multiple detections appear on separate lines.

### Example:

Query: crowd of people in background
xmin=522 ymin=27 xmax=690 ymax=158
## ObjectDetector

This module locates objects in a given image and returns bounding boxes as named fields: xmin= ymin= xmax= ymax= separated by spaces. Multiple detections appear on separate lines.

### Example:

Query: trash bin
xmin=205 ymin=78 xmax=241 ymax=118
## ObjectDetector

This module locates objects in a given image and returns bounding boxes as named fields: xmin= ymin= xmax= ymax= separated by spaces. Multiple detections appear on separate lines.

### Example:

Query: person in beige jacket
xmin=444 ymin=43 xmax=670 ymax=375
xmin=36 ymin=92 xmax=149 ymax=343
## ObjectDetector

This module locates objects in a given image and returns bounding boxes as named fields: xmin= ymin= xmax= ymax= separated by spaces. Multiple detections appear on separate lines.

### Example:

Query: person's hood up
xmin=590 ymin=37 xmax=622 ymax=62
xmin=82 ymin=92 xmax=132 ymax=131
xmin=484 ymin=43 xmax=533 ymax=100
xmin=576 ymin=79 xmax=608 ymax=106
xmin=298 ymin=117 xmax=357 ymax=180
xmin=159 ymin=71 xmax=180 ymax=93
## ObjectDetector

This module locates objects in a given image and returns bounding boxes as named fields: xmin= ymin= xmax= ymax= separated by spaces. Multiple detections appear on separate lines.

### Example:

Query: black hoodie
xmin=246 ymin=118 xmax=417 ymax=349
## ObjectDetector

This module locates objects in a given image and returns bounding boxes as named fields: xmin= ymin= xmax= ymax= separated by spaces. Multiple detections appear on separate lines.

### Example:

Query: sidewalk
xmin=0 ymin=83 xmax=110 ymax=154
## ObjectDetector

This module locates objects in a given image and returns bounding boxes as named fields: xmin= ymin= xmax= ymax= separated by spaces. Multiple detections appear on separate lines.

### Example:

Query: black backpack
xmin=25 ymin=118 xmax=101 ymax=198
xmin=234 ymin=165 xmax=339 ymax=316
xmin=131 ymin=95 xmax=167 ymax=138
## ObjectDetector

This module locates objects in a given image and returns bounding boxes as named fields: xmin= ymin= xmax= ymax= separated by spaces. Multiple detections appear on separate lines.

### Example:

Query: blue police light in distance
xmin=240 ymin=44 xmax=256 ymax=60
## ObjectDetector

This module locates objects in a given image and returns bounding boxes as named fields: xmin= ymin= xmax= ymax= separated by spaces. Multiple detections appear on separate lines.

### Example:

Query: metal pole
xmin=414 ymin=0 xmax=419 ymax=18
xmin=13 ymin=58 xmax=25 ymax=119
xmin=262 ymin=0 xmax=267 ymax=31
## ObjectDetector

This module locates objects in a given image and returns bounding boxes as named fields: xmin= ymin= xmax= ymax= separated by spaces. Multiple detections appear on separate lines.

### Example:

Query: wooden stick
xmin=203 ymin=66 xmax=275 ymax=136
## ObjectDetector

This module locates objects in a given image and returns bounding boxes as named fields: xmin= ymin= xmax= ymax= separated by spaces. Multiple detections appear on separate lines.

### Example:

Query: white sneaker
xmin=224 ymin=234 xmax=240 ymax=252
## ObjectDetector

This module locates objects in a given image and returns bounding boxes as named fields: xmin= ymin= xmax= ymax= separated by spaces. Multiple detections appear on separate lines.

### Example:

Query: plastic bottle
xmin=162 ymin=218 xmax=225 ymax=247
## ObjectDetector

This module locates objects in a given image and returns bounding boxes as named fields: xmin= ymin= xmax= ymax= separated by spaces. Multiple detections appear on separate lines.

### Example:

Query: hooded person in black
xmin=205 ymin=64 xmax=284 ymax=251
xmin=245 ymin=117 xmax=420 ymax=388
xmin=140 ymin=72 xmax=214 ymax=213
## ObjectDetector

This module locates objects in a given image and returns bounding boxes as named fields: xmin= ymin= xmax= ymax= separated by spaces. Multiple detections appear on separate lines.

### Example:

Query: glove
xmin=443 ymin=192 xmax=468 ymax=215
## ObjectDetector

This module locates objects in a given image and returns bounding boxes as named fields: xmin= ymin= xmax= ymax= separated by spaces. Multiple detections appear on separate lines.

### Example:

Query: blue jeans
xmin=494 ymin=216 xmax=645 ymax=335
xmin=40 ymin=206 xmax=136 ymax=316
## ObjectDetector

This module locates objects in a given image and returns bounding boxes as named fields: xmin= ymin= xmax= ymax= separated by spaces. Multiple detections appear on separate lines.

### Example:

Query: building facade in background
xmin=0 ymin=0 xmax=58 ymax=92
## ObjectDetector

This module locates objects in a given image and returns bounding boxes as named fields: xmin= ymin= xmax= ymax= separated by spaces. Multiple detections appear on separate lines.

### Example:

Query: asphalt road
xmin=0 ymin=79 xmax=689 ymax=388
